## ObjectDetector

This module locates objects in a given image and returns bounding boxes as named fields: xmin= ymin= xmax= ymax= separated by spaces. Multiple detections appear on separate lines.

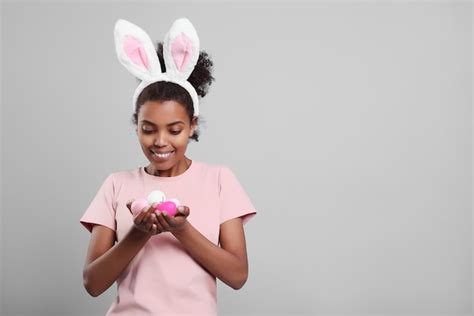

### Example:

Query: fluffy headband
xmin=114 ymin=18 xmax=200 ymax=116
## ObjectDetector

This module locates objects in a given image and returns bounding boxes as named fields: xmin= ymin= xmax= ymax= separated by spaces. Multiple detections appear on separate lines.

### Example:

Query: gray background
xmin=1 ymin=1 xmax=472 ymax=315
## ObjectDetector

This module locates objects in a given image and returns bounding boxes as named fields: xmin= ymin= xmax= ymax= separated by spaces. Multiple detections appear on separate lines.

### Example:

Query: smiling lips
xmin=151 ymin=150 xmax=175 ymax=160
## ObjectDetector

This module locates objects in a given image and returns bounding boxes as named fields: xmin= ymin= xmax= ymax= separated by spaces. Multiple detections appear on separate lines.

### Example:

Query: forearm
xmin=172 ymin=222 xmax=247 ymax=290
xmin=84 ymin=227 xmax=151 ymax=297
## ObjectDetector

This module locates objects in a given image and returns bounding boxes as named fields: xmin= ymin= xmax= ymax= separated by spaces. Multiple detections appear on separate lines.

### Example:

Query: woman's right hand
xmin=126 ymin=200 xmax=162 ymax=236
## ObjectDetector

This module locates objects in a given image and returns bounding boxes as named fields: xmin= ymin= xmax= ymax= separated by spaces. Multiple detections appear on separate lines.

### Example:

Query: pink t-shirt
xmin=79 ymin=160 xmax=257 ymax=316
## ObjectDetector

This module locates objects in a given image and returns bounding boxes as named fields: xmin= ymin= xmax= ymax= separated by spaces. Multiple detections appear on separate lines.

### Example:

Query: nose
xmin=153 ymin=132 xmax=168 ymax=147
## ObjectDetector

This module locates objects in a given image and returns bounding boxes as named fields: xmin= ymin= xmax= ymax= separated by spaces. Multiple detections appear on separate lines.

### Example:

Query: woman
xmin=80 ymin=18 xmax=257 ymax=315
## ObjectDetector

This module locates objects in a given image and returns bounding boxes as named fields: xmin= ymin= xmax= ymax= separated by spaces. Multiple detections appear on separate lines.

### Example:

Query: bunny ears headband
xmin=114 ymin=18 xmax=201 ymax=116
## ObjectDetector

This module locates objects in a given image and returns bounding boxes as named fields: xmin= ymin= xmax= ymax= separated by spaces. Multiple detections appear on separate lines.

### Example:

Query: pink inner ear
xmin=171 ymin=33 xmax=193 ymax=72
xmin=123 ymin=35 xmax=149 ymax=70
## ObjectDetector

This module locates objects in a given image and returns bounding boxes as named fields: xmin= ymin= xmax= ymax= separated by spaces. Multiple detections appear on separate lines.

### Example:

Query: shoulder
xmin=194 ymin=162 xmax=243 ymax=196
xmin=190 ymin=161 xmax=239 ymax=192
xmin=192 ymin=160 xmax=234 ymax=179
xmin=109 ymin=167 xmax=139 ymax=181
xmin=101 ymin=167 xmax=141 ymax=194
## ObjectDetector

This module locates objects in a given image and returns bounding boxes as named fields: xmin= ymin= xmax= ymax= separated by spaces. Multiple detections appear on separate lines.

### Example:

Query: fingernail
xmin=178 ymin=206 xmax=184 ymax=212
xmin=162 ymin=211 xmax=168 ymax=217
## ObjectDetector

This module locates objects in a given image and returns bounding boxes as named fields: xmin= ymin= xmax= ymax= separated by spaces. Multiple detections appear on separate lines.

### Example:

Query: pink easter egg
xmin=131 ymin=198 xmax=150 ymax=215
xmin=168 ymin=198 xmax=180 ymax=207
xmin=156 ymin=201 xmax=178 ymax=217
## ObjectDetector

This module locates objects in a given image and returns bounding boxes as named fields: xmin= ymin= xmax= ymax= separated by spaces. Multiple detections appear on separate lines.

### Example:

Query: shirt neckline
xmin=140 ymin=160 xmax=197 ymax=181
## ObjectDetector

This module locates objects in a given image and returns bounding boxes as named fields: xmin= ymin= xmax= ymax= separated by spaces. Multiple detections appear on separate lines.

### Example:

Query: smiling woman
xmin=128 ymin=27 xmax=215 ymax=178
xmin=79 ymin=18 xmax=258 ymax=316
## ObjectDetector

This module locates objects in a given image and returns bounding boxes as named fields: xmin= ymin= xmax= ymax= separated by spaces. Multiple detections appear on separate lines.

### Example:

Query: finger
xmin=153 ymin=213 xmax=165 ymax=232
xmin=138 ymin=212 xmax=150 ymax=227
xmin=162 ymin=212 xmax=178 ymax=226
xmin=144 ymin=204 xmax=154 ymax=215
xmin=177 ymin=206 xmax=190 ymax=216
xmin=154 ymin=224 xmax=164 ymax=234
xmin=145 ymin=213 xmax=154 ymax=230
xmin=134 ymin=209 xmax=149 ymax=224
xmin=147 ymin=203 xmax=158 ymax=216
xmin=126 ymin=202 xmax=132 ymax=212
xmin=136 ymin=204 xmax=155 ymax=223
xmin=154 ymin=222 xmax=165 ymax=233
xmin=161 ymin=211 xmax=172 ymax=224
xmin=156 ymin=212 xmax=171 ymax=230
xmin=148 ymin=211 xmax=156 ymax=225
xmin=150 ymin=224 xmax=157 ymax=235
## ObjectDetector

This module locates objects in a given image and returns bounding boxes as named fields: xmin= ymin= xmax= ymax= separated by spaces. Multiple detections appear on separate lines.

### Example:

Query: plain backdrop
xmin=1 ymin=1 xmax=472 ymax=315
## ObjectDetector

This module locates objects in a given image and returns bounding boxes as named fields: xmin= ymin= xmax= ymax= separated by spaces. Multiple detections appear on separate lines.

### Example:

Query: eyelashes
xmin=142 ymin=130 xmax=182 ymax=135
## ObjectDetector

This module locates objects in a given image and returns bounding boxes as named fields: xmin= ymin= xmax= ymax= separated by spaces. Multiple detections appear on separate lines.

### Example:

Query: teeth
xmin=152 ymin=151 xmax=174 ymax=158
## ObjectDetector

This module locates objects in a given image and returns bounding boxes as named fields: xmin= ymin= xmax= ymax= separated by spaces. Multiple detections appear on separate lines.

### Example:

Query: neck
xmin=146 ymin=157 xmax=191 ymax=177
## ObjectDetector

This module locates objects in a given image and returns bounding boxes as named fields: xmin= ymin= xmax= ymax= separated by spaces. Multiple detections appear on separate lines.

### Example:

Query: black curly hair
xmin=131 ymin=42 xmax=215 ymax=142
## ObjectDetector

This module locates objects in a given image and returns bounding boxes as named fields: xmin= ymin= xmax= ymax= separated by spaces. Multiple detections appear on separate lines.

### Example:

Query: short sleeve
xmin=218 ymin=166 xmax=257 ymax=226
xmin=79 ymin=174 xmax=117 ymax=233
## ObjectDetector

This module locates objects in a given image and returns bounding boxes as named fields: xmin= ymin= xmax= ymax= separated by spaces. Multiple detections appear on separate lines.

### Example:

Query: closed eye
xmin=142 ymin=129 xmax=182 ymax=135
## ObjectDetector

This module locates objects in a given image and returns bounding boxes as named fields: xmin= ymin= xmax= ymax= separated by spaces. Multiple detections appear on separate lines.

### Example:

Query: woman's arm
xmin=82 ymin=224 xmax=151 ymax=297
xmin=172 ymin=217 xmax=249 ymax=290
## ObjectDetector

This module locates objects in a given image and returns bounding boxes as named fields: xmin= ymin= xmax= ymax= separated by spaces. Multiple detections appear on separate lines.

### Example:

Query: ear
xmin=189 ymin=125 xmax=196 ymax=137
xmin=189 ymin=117 xmax=198 ymax=137
xmin=114 ymin=19 xmax=162 ymax=81
xmin=163 ymin=18 xmax=200 ymax=81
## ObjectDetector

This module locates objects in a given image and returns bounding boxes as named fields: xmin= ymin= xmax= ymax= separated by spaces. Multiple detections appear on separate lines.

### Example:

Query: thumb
xmin=126 ymin=199 xmax=135 ymax=213
xmin=177 ymin=205 xmax=190 ymax=216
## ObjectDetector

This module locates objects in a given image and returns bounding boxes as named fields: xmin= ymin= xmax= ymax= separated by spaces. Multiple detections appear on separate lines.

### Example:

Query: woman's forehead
xmin=139 ymin=100 xmax=188 ymax=124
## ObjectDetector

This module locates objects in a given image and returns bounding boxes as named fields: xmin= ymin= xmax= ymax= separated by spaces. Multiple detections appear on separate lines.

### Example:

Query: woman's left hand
xmin=155 ymin=205 xmax=190 ymax=233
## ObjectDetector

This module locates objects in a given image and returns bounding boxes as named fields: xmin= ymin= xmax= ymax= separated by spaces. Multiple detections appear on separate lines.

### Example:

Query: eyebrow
xmin=140 ymin=119 xmax=185 ymax=126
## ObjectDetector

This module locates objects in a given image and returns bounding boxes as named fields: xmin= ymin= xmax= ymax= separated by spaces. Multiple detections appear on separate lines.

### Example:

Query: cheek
xmin=139 ymin=134 xmax=152 ymax=144
xmin=173 ymin=135 xmax=190 ymax=150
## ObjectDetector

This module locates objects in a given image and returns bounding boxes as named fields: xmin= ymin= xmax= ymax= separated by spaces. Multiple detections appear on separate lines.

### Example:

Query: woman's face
xmin=136 ymin=100 xmax=197 ymax=173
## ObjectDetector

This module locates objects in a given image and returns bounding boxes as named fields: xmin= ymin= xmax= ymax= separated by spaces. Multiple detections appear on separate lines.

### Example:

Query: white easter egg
xmin=147 ymin=190 xmax=166 ymax=204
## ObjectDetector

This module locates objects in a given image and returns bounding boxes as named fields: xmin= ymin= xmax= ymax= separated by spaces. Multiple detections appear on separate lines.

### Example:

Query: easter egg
xmin=168 ymin=198 xmax=180 ymax=207
xmin=131 ymin=198 xmax=150 ymax=215
xmin=156 ymin=201 xmax=178 ymax=217
xmin=147 ymin=190 xmax=166 ymax=205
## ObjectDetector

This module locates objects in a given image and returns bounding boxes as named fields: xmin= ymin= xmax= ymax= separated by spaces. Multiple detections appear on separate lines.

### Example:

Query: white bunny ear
xmin=163 ymin=18 xmax=200 ymax=81
xmin=114 ymin=19 xmax=162 ymax=81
